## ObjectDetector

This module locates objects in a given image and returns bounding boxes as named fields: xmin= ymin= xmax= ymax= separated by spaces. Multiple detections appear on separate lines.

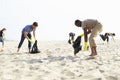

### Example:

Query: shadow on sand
xmin=12 ymin=55 xmax=80 ymax=64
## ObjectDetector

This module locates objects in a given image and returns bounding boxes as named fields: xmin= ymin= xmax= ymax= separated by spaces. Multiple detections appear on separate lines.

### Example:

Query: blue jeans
xmin=18 ymin=33 xmax=32 ymax=49
xmin=0 ymin=37 xmax=4 ymax=47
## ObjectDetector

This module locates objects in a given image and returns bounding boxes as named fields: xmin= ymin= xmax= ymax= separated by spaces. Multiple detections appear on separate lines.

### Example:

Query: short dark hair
xmin=33 ymin=22 xmax=38 ymax=26
xmin=75 ymin=19 xmax=80 ymax=23
xmin=1 ymin=28 xmax=6 ymax=31
xmin=69 ymin=32 xmax=75 ymax=36
xmin=75 ymin=19 xmax=82 ymax=27
xmin=112 ymin=33 xmax=115 ymax=36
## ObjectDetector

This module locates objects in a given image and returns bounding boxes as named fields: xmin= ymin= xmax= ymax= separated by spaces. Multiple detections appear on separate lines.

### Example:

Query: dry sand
xmin=0 ymin=40 xmax=120 ymax=80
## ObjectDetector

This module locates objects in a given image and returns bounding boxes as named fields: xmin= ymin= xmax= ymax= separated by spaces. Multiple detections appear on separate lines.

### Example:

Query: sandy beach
xmin=0 ymin=40 xmax=120 ymax=80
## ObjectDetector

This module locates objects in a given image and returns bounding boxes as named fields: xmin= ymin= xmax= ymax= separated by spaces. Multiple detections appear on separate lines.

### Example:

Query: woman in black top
xmin=0 ymin=28 xmax=6 ymax=51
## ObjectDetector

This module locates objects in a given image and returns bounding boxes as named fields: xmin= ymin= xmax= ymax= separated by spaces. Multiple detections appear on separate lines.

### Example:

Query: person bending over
xmin=75 ymin=19 xmax=102 ymax=56
xmin=17 ymin=22 xmax=38 ymax=52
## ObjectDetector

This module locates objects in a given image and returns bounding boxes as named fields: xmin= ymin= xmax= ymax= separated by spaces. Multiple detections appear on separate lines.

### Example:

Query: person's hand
xmin=79 ymin=33 xmax=84 ymax=37
xmin=28 ymin=38 xmax=34 ymax=44
xmin=83 ymin=42 xmax=87 ymax=51
xmin=2 ymin=36 xmax=6 ymax=40
xmin=34 ymin=36 xmax=36 ymax=41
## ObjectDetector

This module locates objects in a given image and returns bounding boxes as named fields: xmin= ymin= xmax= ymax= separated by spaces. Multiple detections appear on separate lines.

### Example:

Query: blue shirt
xmin=22 ymin=25 xmax=33 ymax=34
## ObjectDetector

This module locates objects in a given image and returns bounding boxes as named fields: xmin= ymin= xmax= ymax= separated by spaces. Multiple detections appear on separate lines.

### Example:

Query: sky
xmin=0 ymin=0 xmax=120 ymax=41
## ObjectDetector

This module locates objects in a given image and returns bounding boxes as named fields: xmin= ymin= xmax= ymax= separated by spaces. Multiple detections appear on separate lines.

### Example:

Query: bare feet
xmin=90 ymin=46 xmax=97 ymax=56
xmin=89 ymin=53 xmax=97 ymax=56
xmin=29 ymin=49 xmax=31 ymax=53
xmin=17 ymin=48 xmax=20 ymax=52
xmin=94 ymin=53 xmax=97 ymax=55
xmin=0 ymin=49 xmax=4 ymax=52
xmin=86 ymin=56 xmax=95 ymax=60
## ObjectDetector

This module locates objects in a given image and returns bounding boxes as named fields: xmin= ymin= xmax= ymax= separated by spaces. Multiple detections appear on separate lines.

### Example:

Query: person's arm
xmin=83 ymin=28 xmax=88 ymax=42
xmin=83 ymin=28 xmax=88 ymax=51
xmin=33 ymin=29 xmax=36 ymax=40
xmin=2 ymin=33 xmax=5 ymax=40
xmin=24 ymin=32 xmax=29 ymax=39
xmin=83 ymin=29 xmax=91 ymax=41
xmin=24 ymin=32 xmax=33 ymax=43
xmin=2 ymin=33 xmax=5 ymax=36
xmin=86 ymin=29 xmax=91 ymax=34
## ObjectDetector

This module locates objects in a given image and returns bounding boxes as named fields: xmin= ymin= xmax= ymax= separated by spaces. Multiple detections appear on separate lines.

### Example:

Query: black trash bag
xmin=30 ymin=40 xmax=40 ymax=54
xmin=100 ymin=34 xmax=109 ymax=42
xmin=100 ymin=34 xmax=106 ymax=41
xmin=72 ymin=36 xmax=82 ymax=55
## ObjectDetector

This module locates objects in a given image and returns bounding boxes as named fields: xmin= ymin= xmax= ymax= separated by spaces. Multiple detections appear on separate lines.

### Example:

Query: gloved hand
xmin=2 ymin=36 xmax=6 ymax=40
xmin=28 ymin=38 xmax=34 ymax=44
xmin=83 ymin=42 xmax=87 ymax=51
xmin=79 ymin=34 xmax=84 ymax=37
xmin=34 ymin=36 xmax=36 ymax=41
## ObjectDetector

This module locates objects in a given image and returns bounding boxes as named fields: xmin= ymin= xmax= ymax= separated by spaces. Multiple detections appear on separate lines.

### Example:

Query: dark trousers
xmin=18 ymin=33 xmax=32 ymax=49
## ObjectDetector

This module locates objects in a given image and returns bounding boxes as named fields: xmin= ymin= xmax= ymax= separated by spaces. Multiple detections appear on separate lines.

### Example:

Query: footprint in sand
xmin=105 ymin=76 xmax=118 ymax=80
xmin=62 ymin=70 xmax=75 ymax=77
